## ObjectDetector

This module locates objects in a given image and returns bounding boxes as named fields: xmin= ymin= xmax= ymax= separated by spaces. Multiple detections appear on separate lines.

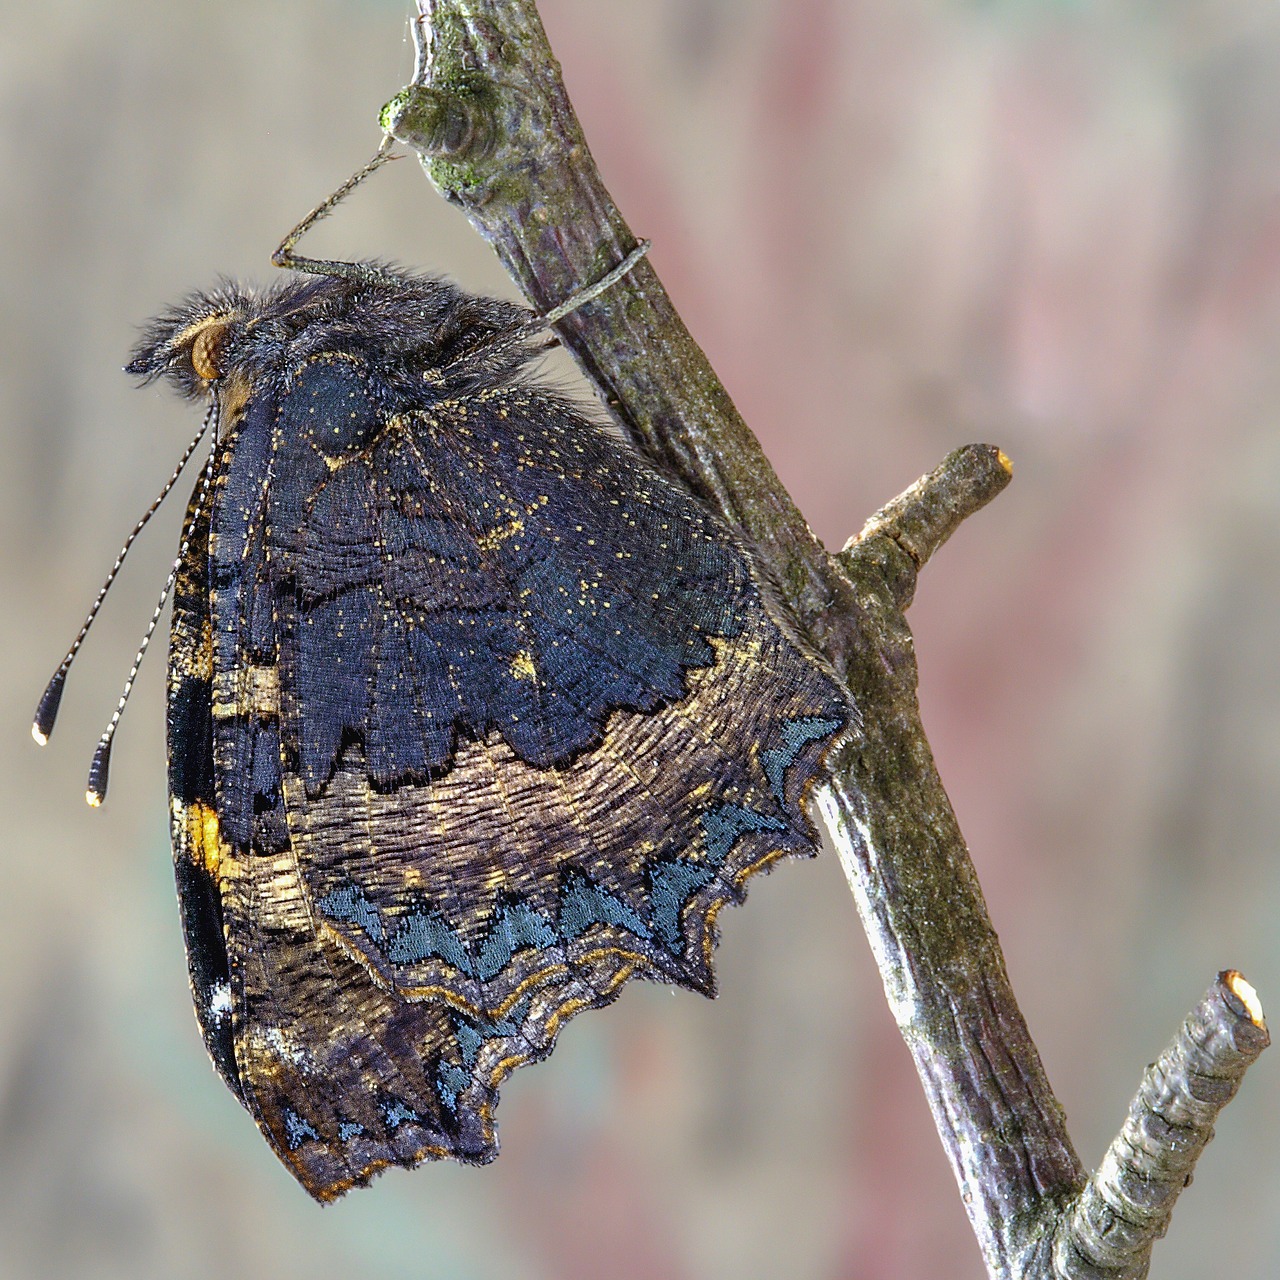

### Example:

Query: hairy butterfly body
xmin=126 ymin=267 xmax=849 ymax=1200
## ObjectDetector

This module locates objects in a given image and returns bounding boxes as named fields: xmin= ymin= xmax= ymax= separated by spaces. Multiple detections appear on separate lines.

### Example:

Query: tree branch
xmin=381 ymin=4 xmax=1269 ymax=1274
xmin=839 ymin=442 xmax=1013 ymax=611
xmin=1054 ymin=972 xmax=1269 ymax=1278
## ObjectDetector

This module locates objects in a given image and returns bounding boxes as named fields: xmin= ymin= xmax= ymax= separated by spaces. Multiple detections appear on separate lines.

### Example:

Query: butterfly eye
xmin=191 ymin=320 xmax=231 ymax=381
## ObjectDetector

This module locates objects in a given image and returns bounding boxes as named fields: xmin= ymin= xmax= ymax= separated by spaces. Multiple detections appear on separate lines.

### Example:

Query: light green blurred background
xmin=3 ymin=2 xmax=1278 ymax=1277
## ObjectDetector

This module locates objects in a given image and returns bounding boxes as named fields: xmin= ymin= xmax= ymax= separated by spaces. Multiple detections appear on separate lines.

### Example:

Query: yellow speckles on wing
xmin=476 ymin=516 xmax=525 ymax=553
xmin=194 ymin=617 xmax=214 ymax=678
xmin=509 ymin=650 xmax=536 ymax=681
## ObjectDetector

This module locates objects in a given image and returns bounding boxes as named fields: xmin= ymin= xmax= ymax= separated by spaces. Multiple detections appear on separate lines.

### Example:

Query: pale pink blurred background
xmin=3 ymin=3 xmax=1278 ymax=1278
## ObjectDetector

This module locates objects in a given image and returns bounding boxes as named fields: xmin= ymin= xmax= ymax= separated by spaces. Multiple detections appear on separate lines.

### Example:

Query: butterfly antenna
xmin=85 ymin=428 xmax=218 ymax=807
xmin=272 ymin=135 xmax=400 ymax=286
xmin=33 ymin=404 xmax=215 ymax=748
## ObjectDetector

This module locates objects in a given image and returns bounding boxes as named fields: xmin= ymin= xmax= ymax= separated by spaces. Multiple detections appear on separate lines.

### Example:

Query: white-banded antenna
xmin=85 ymin=432 xmax=219 ymax=806
xmin=32 ymin=403 xmax=216 ymax=747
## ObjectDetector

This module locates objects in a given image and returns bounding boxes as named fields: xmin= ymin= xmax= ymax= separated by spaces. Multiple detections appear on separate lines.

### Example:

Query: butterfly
xmin=38 ymin=155 xmax=849 ymax=1199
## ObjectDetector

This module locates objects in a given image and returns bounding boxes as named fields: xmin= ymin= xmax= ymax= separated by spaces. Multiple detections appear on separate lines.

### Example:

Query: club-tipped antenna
xmin=33 ymin=404 xmax=215 ymax=748
xmin=85 ymin=437 xmax=218 ymax=807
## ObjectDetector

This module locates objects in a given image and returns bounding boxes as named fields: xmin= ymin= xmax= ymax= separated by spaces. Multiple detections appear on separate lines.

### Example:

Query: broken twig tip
xmin=1222 ymin=970 xmax=1265 ymax=1029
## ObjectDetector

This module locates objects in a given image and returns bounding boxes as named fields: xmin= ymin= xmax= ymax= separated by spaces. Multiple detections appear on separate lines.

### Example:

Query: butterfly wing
xmin=178 ymin=347 xmax=848 ymax=1200
xmin=165 ymin=376 xmax=494 ymax=1198
xmin=167 ymin=483 xmax=240 ymax=1102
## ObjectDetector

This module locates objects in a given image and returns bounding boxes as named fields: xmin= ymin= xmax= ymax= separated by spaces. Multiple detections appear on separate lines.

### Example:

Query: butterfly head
xmin=127 ymin=270 xmax=539 ymax=409
xmin=126 ymin=284 xmax=256 ymax=400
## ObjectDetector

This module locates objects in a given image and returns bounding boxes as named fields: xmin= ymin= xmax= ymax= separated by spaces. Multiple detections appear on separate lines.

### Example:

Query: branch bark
xmin=1054 ymin=972 xmax=1268 ymax=1278
xmin=379 ymin=4 xmax=1269 ymax=1274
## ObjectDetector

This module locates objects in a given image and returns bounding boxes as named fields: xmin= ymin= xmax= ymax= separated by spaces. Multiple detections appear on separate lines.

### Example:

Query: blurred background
xmin=3 ymin=1 xmax=1278 ymax=1276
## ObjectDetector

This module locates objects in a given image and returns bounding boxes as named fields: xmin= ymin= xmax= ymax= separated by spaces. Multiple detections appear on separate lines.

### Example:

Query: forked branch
xmin=381 ymin=3 xmax=1269 ymax=1275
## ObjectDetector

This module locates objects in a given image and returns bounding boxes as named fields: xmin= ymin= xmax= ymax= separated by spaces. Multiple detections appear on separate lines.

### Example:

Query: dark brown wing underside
xmin=166 ymin=353 xmax=848 ymax=1200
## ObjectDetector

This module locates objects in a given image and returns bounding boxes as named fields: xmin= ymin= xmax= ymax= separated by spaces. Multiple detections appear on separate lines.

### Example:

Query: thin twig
xmin=1053 ymin=972 xmax=1269 ymax=1279
xmin=839 ymin=442 xmax=1013 ymax=610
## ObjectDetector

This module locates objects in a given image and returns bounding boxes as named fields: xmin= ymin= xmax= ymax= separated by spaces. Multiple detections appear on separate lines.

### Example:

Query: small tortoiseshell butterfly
xmin=37 ymin=150 xmax=849 ymax=1200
